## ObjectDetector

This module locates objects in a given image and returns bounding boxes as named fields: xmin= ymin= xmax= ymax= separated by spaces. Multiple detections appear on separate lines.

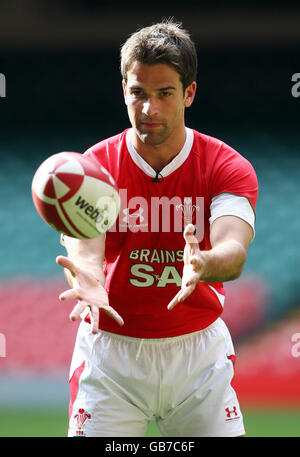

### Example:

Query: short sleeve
xmin=209 ymin=142 xmax=258 ymax=214
xmin=209 ymin=193 xmax=256 ymax=239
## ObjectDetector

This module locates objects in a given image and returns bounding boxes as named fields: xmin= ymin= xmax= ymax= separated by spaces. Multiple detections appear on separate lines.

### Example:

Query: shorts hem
xmin=197 ymin=428 xmax=246 ymax=437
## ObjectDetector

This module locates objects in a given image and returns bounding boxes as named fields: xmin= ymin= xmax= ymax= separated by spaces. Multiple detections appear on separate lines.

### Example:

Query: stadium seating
xmin=235 ymin=312 xmax=300 ymax=406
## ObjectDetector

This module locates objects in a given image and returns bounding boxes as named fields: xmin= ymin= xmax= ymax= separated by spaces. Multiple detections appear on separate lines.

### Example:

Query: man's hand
xmin=168 ymin=224 xmax=205 ymax=310
xmin=56 ymin=255 xmax=124 ymax=334
xmin=167 ymin=216 xmax=253 ymax=310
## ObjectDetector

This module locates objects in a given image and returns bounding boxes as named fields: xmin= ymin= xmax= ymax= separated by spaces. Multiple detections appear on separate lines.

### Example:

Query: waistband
xmin=98 ymin=317 xmax=221 ymax=346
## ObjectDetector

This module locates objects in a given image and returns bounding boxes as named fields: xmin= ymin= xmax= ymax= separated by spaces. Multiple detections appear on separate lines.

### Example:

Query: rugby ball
xmin=32 ymin=152 xmax=120 ymax=239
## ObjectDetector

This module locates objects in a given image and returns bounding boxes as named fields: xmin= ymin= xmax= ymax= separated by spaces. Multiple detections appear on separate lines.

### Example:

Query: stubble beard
xmin=136 ymin=123 xmax=171 ymax=146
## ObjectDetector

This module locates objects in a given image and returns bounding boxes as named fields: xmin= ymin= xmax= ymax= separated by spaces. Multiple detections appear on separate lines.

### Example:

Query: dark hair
xmin=120 ymin=19 xmax=197 ymax=91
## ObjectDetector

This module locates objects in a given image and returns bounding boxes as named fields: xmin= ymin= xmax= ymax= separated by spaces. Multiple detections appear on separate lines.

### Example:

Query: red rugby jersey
xmin=83 ymin=128 xmax=258 ymax=338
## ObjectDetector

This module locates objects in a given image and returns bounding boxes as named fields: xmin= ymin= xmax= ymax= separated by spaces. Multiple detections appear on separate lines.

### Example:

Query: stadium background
xmin=0 ymin=0 xmax=300 ymax=437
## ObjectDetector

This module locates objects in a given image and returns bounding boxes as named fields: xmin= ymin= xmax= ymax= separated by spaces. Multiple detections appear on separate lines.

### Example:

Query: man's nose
xmin=142 ymin=97 xmax=158 ymax=117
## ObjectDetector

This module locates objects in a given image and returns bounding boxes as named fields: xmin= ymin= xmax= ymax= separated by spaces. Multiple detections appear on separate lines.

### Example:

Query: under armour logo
xmin=225 ymin=406 xmax=239 ymax=421
xmin=122 ymin=207 xmax=145 ymax=224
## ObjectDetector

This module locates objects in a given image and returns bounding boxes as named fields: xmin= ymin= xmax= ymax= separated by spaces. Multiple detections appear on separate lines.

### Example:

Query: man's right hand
xmin=56 ymin=255 xmax=124 ymax=334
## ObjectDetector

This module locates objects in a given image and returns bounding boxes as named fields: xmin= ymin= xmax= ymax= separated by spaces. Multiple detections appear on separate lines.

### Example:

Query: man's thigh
xmin=68 ymin=322 xmax=155 ymax=437
xmin=157 ymin=319 xmax=245 ymax=437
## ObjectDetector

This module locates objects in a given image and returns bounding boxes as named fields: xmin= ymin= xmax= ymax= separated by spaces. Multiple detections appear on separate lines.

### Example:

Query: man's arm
xmin=57 ymin=234 xmax=124 ymax=333
xmin=168 ymin=216 xmax=253 ymax=309
xmin=200 ymin=214 xmax=253 ymax=282
xmin=60 ymin=234 xmax=106 ymax=287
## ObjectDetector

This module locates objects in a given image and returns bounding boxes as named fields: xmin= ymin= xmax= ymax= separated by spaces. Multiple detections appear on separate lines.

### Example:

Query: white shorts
xmin=68 ymin=318 xmax=245 ymax=437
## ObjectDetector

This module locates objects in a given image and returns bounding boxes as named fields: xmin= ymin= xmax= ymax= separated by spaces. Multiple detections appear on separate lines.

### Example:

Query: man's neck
xmin=132 ymin=126 xmax=187 ymax=172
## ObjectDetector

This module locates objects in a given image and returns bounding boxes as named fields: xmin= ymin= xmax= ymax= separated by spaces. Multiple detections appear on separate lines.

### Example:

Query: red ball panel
xmin=32 ymin=192 xmax=86 ymax=238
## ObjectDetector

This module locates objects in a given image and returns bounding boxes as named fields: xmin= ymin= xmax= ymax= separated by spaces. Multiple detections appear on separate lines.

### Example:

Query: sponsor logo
xmin=225 ymin=406 xmax=240 ymax=421
xmin=75 ymin=195 xmax=109 ymax=224
xmin=129 ymin=249 xmax=183 ymax=288
xmin=122 ymin=206 xmax=145 ymax=226
xmin=75 ymin=195 xmax=118 ymax=232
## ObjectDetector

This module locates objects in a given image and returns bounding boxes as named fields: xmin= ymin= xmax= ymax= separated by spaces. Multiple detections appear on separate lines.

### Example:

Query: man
xmin=57 ymin=20 xmax=258 ymax=437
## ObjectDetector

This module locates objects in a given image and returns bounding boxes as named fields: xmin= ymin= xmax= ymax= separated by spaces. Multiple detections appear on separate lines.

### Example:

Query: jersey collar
xmin=126 ymin=127 xmax=194 ymax=179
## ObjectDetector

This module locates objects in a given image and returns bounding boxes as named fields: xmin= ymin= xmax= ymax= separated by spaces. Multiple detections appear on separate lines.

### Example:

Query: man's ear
xmin=184 ymin=81 xmax=197 ymax=108
xmin=122 ymin=79 xmax=128 ymax=105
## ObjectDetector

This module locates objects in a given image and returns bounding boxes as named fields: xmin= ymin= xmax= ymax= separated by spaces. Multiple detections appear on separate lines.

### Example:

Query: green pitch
xmin=0 ymin=408 xmax=299 ymax=437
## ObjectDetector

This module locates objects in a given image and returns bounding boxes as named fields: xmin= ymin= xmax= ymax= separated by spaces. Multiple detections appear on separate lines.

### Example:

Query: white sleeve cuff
xmin=209 ymin=193 xmax=255 ymax=238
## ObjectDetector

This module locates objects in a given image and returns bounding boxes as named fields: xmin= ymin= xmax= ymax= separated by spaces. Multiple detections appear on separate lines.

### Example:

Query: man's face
xmin=123 ymin=62 xmax=196 ymax=146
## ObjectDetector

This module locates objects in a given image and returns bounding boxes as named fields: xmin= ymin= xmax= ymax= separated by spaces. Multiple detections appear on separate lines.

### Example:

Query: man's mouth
xmin=140 ymin=122 xmax=162 ymax=129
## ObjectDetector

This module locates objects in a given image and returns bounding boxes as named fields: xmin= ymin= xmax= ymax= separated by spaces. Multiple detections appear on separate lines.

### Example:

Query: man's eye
xmin=160 ymin=91 xmax=171 ymax=97
xmin=131 ymin=90 xmax=144 ymax=96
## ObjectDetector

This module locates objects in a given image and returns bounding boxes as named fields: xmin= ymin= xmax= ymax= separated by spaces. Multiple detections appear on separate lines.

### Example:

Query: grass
xmin=0 ymin=408 xmax=299 ymax=437
xmin=242 ymin=408 xmax=300 ymax=437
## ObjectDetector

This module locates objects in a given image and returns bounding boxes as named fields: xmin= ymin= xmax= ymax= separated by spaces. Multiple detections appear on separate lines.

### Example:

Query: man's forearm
xmin=62 ymin=235 xmax=105 ymax=287
xmin=63 ymin=261 xmax=105 ymax=288
xmin=201 ymin=239 xmax=247 ymax=283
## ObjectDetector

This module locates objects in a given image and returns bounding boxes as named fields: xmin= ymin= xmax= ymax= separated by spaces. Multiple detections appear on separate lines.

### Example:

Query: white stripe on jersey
xmin=126 ymin=127 xmax=194 ymax=178
xmin=209 ymin=193 xmax=255 ymax=238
